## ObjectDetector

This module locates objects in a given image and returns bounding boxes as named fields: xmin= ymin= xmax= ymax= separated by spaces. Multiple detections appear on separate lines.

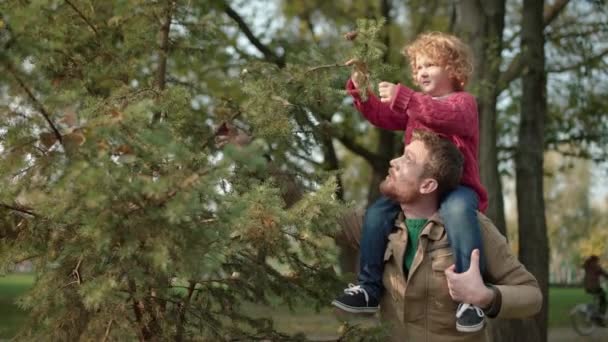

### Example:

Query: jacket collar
xmin=395 ymin=211 xmax=445 ymax=241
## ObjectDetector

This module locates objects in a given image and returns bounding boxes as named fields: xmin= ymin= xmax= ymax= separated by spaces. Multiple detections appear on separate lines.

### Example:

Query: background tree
xmin=453 ymin=0 xmax=508 ymax=237
xmin=515 ymin=0 xmax=549 ymax=341
xmin=544 ymin=153 xmax=607 ymax=284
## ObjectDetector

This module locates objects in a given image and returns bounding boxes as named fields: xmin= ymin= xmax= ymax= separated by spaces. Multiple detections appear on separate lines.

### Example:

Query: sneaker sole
xmin=456 ymin=321 xmax=485 ymax=333
xmin=331 ymin=300 xmax=379 ymax=314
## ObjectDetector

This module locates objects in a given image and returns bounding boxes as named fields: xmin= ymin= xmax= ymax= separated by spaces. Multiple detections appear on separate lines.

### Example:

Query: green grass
xmin=243 ymin=303 xmax=343 ymax=337
xmin=548 ymin=286 xmax=593 ymax=328
xmin=0 ymin=273 xmax=35 ymax=339
xmin=0 ymin=274 xmax=595 ymax=339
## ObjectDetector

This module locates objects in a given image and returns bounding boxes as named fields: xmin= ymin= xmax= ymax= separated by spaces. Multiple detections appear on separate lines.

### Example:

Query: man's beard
xmin=379 ymin=178 xmax=394 ymax=199
xmin=380 ymin=178 xmax=418 ymax=203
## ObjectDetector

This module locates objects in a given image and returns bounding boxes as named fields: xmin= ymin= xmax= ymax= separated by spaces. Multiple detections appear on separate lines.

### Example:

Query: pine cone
xmin=344 ymin=31 xmax=358 ymax=41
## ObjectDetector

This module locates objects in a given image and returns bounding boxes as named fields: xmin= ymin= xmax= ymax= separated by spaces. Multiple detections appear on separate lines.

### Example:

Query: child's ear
xmin=419 ymin=178 xmax=438 ymax=194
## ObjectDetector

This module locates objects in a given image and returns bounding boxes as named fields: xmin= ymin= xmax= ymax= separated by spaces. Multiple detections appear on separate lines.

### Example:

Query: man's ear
xmin=419 ymin=178 xmax=438 ymax=194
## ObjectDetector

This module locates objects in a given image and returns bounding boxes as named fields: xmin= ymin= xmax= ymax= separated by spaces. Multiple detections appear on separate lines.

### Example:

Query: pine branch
xmin=222 ymin=2 xmax=285 ymax=68
xmin=498 ymin=0 xmax=571 ymax=91
xmin=1 ymin=59 xmax=63 ymax=144
xmin=151 ymin=0 xmax=175 ymax=124
xmin=305 ymin=63 xmax=349 ymax=74
xmin=61 ymin=256 xmax=83 ymax=288
xmin=156 ymin=0 xmax=175 ymax=92
xmin=0 ymin=202 xmax=39 ymax=217
xmin=176 ymin=280 xmax=196 ymax=341
xmin=6 ymin=138 xmax=39 ymax=155
xmin=543 ymin=0 xmax=571 ymax=26
xmin=292 ymin=150 xmax=322 ymax=166
xmin=64 ymin=0 xmax=99 ymax=36
xmin=129 ymin=279 xmax=153 ymax=341
xmin=12 ymin=254 xmax=41 ymax=264
xmin=280 ymin=229 xmax=319 ymax=250
xmin=72 ymin=256 xmax=83 ymax=285
xmin=102 ymin=320 xmax=114 ymax=342
xmin=187 ymin=277 xmax=238 ymax=285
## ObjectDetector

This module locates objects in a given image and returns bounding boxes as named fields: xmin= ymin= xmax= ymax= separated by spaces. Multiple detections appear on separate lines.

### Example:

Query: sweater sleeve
xmin=346 ymin=79 xmax=408 ymax=131
xmin=389 ymin=84 xmax=478 ymax=137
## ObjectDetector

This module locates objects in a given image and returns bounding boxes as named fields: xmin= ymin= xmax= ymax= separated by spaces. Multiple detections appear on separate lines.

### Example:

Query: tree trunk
xmin=454 ymin=0 xmax=507 ymax=236
xmin=454 ymin=1 xmax=539 ymax=341
xmin=516 ymin=0 xmax=549 ymax=341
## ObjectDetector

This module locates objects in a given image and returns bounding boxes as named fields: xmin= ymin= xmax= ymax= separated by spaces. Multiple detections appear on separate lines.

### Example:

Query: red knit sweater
xmin=346 ymin=80 xmax=488 ymax=212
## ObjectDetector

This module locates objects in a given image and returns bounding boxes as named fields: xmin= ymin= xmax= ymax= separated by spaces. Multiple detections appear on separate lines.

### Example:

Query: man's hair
xmin=412 ymin=129 xmax=463 ymax=196
xmin=403 ymin=32 xmax=473 ymax=91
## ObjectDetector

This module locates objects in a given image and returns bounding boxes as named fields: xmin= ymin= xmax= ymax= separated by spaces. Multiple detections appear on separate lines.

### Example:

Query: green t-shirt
xmin=403 ymin=218 xmax=428 ymax=274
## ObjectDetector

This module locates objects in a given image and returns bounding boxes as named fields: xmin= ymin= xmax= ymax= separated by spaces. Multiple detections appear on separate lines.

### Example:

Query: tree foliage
xmin=0 ymin=1 xmax=352 ymax=340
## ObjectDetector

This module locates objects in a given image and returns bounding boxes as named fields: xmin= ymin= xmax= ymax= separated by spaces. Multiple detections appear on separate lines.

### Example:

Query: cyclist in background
xmin=583 ymin=255 xmax=608 ymax=326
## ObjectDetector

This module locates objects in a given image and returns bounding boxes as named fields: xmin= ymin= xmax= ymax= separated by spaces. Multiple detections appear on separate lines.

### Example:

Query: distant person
xmin=583 ymin=255 xmax=608 ymax=324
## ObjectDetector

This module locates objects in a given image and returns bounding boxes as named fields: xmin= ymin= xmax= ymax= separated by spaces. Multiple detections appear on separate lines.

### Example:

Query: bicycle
xmin=570 ymin=288 xmax=607 ymax=336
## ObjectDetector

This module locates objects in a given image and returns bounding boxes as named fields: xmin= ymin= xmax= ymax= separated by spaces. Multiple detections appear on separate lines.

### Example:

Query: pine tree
xmin=0 ymin=2 xmax=392 ymax=340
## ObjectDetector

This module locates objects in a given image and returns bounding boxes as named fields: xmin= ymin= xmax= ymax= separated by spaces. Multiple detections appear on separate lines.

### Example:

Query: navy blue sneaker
xmin=331 ymin=284 xmax=379 ymax=314
xmin=456 ymin=303 xmax=485 ymax=332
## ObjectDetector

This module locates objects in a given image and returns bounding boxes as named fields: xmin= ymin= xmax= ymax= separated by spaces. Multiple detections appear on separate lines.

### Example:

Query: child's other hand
xmin=345 ymin=58 xmax=368 ymax=89
xmin=378 ymin=82 xmax=397 ymax=103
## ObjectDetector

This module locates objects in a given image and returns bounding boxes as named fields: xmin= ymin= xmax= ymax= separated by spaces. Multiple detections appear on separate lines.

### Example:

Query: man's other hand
xmin=445 ymin=249 xmax=495 ymax=309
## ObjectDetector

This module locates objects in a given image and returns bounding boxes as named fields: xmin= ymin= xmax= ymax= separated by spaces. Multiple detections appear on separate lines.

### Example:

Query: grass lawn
xmin=0 ymin=273 xmax=594 ymax=338
xmin=0 ymin=273 xmax=35 ymax=339
xmin=547 ymin=286 xmax=593 ymax=328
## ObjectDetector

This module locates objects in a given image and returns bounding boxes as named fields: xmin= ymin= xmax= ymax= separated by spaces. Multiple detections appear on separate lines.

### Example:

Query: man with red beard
xmin=337 ymin=129 xmax=542 ymax=341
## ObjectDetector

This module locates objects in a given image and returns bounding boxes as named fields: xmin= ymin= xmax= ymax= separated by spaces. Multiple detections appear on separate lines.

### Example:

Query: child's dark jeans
xmin=357 ymin=185 xmax=484 ymax=301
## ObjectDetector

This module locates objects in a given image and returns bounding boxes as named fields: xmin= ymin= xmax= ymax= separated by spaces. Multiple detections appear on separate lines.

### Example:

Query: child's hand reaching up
xmin=345 ymin=58 xmax=369 ymax=90
xmin=345 ymin=58 xmax=396 ymax=103
xmin=378 ymin=82 xmax=397 ymax=103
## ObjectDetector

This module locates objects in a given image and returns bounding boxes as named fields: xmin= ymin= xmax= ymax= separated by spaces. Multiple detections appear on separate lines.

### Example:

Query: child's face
xmin=414 ymin=55 xmax=454 ymax=97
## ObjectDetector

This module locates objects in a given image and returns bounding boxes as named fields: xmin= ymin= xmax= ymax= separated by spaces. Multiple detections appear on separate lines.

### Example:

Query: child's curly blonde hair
xmin=403 ymin=32 xmax=473 ymax=91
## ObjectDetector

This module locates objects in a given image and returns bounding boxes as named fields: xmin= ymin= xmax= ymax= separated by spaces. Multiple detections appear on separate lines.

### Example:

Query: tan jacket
xmin=379 ymin=212 xmax=542 ymax=342
xmin=336 ymin=210 xmax=542 ymax=342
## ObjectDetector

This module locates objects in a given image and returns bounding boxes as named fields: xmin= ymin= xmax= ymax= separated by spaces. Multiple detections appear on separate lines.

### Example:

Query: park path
xmin=548 ymin=327 xmax=608 ymax=341
xmin=306 ymin=327 xmax=608 ymax=341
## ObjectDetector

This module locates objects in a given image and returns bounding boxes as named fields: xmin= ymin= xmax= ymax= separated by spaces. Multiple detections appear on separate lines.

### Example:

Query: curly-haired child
xmin=332 ymin=32 xmax=489 ymax=333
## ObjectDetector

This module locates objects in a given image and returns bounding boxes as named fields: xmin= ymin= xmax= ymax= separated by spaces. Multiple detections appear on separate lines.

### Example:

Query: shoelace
xmin=456 ymin=303 xmax=485 ymax=319
xmin=343 ymin=283 xmax=369 ymax=305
